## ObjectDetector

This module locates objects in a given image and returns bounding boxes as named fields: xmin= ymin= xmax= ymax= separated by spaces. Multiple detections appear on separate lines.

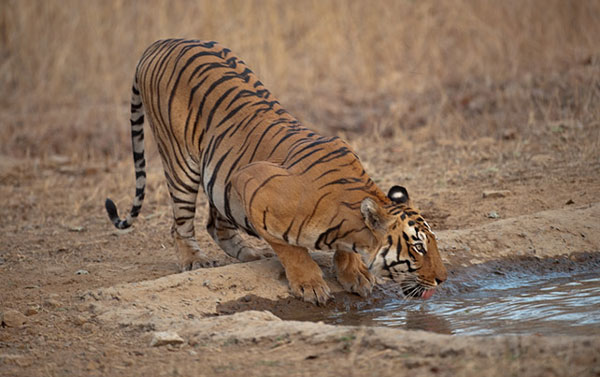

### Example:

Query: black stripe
xmin=296 ymin=192 xmax=331 ymax=244
xmin=318 ymin=177 xmax=362 ymax=189
xmin=300 ymin=147 xmax=352 ymax=174
xmin=282 ymin=219 xmax=294 ymax=243
xmin=131 ymin=204 xmax=142 ymax=217
xmin=131 ymin=128 xmax=144 ymax=138
xmin=247 ymin=173 xmax=287 ymax=211
xmin=314 ymin=220 xmax=346 ymax=250
xmin=130 ymin=115 xmax=144 ymax=126
xmin=206 ymin=148 xmax=232 ymax=204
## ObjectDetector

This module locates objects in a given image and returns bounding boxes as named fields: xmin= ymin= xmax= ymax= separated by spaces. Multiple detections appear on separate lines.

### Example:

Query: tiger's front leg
xmin=267 ymin=241 xmax=332 ymax=306
xmin=231 ymin=161 xmax=332 ymax=305
xmin=334 ymin=250 xmax=375 ymax=297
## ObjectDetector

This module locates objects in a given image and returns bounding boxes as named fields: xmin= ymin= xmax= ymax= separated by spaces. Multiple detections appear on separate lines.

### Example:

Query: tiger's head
xmin=360 ymin=186 xmax=447 ymax=299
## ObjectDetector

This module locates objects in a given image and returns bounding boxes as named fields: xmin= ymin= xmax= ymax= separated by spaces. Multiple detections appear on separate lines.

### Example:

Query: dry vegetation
xmin=1 ymin=0 xmax=599 ymax=159
xmin=1 ymin=1 xmax=600 ymax=376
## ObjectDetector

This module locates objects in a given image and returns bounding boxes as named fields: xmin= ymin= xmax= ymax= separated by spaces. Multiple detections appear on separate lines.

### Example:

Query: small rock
xmin=150 ymin=331 xmax=185 ymax=347
xmin=565 ymin=199 xmax=574 ymax=205
xmin=502 ymin=129 xmax=517 ymax=140
xmin=69 ymin=226 xmax=86 ymax=232
xmin=486 ymin=211 xmax=500 ymax=219
xmin=202 ymin=279 xmax=211 ymax=287
xmin=25 ymin=307 xmax=38 ymax=316
xmin=44 ymin=298 xmax=61 ymax=309
xmin=2 ymin=309 xmax=27 ymax=328
xmin=86 ymin=360 xmax=100 ymax=371
xmin=482 ymin=190 xmax=511 ymax=199
xmin=49 ymin=154 xmax=70 ymax=165
xmin=530 ymin=154 xmax=553 ymax=166
xmin=73 ymin=315 xmax=88 ymax=326
xmin=75 ymin=269 xmax=89 ymax=275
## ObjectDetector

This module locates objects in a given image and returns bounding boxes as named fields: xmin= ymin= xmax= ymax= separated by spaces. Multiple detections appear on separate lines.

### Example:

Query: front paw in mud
xmin=286 ymin=268 xmax=332 ymax=306
xmin=265 ymin=242 xmax=332 ymax=305
xmin=334 ymin=250 xmax=375 ymax=297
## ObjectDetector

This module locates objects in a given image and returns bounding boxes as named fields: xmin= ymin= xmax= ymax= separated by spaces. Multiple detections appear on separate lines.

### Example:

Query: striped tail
xmin=105 ymin=76 xmax=147 ymax=229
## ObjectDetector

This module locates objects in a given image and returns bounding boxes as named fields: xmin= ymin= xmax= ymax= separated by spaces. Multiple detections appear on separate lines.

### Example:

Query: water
xmin=324 ymin=255 xmax=600 ymax=336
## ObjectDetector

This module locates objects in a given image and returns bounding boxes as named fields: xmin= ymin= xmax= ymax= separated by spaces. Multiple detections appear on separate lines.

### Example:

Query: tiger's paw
xmin=175 ymin=237 xmax=220 ymax=271
xmin=334 ymin=251 xmax=375 ymax=297
xmin=179 ymin=255 xmax=221 ymax=271
xmin=234 ymin=247 xmax=275 ymax=262
xmin=235 ymin=247 xmax=262 ymax=262
xmin=288 ymin=275 xmax=332 ymax=306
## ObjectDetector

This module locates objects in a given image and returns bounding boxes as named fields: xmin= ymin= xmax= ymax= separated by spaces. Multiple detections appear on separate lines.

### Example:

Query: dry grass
xmin=1 ymin=0 xmax=599 ymax=159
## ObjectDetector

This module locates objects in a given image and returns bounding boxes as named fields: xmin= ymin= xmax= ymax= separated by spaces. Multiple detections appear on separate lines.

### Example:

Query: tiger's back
xmin=106 ymin=39 xmax=447 ymax=305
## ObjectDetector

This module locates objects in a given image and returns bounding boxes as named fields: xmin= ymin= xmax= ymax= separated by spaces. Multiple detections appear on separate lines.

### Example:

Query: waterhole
xmin=218 ymin=253 xmax=600 ymax=336
xmin=325 ymin=253 xmax=600 ymax=336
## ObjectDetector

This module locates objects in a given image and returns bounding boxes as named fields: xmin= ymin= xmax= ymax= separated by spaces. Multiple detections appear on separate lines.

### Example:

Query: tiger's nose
xmin=435 ymin=277 xmax=445 ymax=285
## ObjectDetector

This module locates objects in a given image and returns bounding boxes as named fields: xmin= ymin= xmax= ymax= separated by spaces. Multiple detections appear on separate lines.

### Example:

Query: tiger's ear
xmin=361 ymin=198 xmax=392 ymax=233
xmin=388 ymin=185 xmax=409 ymax=204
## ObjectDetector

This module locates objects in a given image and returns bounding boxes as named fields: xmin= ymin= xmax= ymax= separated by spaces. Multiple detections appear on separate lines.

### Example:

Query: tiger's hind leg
xmin=161 ymin=162 xmax=217 ymax=271
xmin=206 ymin=205 xmax=263 ymax=262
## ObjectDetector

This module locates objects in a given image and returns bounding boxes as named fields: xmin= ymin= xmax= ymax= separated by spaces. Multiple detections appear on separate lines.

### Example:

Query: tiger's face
xmin=361 ymin=186 xmax=447 ymax=299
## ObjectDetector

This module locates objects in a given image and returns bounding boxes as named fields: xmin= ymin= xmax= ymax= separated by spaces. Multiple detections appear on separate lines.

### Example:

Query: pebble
xmin=25 ymin=307 xmax=38 ymax=316
xmin=73 ymin=315 xmax=88 ymax=326
xmin=486 ymin=211 xmax=500 ymax=219
xmin=150 ymin=331 xmax=185 ymax=347
xmin=530 ymin=154 xmax=553 ymax=166
xmin=482 ymin=190 xmax=511 ymax=199
xmin=2 ymin=309 xmax=27 ymax=328
xmin=75 ymin=269 xmax=89 ymax=275
xmin=44 ymin=298 xmax=61 ymax=309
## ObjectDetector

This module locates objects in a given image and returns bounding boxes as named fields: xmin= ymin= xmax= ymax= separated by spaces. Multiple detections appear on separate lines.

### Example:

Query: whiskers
xmin=397 ymin=275 xmax=435 ymax=299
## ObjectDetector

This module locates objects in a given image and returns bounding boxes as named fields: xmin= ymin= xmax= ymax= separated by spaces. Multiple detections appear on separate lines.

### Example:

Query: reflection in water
xmin=404 ymin=308 xmax=453 ymax=334
xmin=328 ymin=302 xmax=453 ymax=334
xmin=324 ymin=258 xmax=600 ymax=336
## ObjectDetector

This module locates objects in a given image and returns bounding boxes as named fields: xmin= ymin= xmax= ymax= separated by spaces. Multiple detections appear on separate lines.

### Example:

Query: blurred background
xmin=1 ymin=0 xmax=599 ymax=159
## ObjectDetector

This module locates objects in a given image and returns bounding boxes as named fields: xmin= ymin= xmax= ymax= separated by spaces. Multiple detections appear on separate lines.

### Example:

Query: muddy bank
xmin=84 ymin=203 xmax=600 ymax=324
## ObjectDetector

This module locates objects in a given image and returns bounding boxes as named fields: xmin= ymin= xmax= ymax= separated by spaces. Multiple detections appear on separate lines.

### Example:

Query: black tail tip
xmin=105 ymin=198 xmax=119 ymax=222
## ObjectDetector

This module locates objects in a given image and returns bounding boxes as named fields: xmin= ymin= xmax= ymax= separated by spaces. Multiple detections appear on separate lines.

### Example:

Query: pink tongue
xmin=421 ymin=289 xmax=436 ymax=299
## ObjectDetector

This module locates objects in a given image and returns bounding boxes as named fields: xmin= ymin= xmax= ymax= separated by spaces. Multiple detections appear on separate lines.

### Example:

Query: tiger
xmin=105 ymin=39 xmax=447 ymax=305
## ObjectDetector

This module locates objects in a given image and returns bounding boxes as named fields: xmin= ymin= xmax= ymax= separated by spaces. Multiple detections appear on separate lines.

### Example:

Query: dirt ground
xmin=2 ymin=60 xmax=600 ymax=376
